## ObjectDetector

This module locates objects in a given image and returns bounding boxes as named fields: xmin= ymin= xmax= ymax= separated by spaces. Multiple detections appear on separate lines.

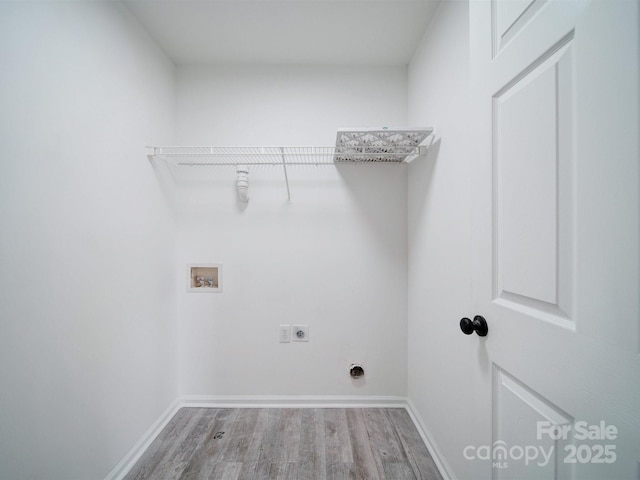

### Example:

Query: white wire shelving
xmin=146 ymin=144 xmax=430 ymax=166
xmin=146 ymin=128 xmax=434 ymax=200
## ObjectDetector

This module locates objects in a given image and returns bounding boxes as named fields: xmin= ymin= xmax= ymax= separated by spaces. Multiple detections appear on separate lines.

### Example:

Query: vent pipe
xmin=236 ymin=165 xmax=249 ymax=202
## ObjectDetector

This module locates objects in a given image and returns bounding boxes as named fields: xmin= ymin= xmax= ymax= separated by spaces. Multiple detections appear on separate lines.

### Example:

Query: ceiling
xmin=123 ymin=0 xmax=440 ymax=66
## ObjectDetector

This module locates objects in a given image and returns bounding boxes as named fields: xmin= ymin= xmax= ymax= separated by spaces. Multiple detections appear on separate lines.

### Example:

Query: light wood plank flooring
xmin=124 ymin=408 xmax=443 ymax=480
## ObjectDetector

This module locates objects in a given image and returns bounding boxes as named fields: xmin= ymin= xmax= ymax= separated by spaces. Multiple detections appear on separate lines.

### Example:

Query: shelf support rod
xmin=280 ymin=147 xmax=291 ymax=201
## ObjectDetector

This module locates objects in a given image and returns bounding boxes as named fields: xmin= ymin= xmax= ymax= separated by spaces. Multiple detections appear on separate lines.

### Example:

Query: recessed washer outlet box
xmin=187 ymin=264 xmax=222 ymax=292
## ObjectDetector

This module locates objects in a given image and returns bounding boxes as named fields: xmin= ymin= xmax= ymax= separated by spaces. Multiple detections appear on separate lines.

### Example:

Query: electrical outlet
xmin=279 ymin=325 xmax=291 ymax=343
xmin=292 ymin=325 xmax=309 ymax=342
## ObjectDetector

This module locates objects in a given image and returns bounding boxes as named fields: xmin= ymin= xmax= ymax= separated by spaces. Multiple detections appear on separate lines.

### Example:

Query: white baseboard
xmin=405 ymin=398 xmax=456 ymax=480
xmin=104 ymin=399 xmax=181 ymax=480
xmin=105 ymin=395 xmax=452 ymax=480
xmin=180 ymin=394 xmax=408 ymax=409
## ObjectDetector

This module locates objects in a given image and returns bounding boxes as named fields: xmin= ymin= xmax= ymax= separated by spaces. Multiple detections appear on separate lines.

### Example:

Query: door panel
xmin=470 ymin=0 xmax=640 ymax=479
xmin=493 ymin=35 xmax=575 ymax=326
xmin=492 ymin=0 xmax=549 ymax=56
xmin=493 ymin=366 xmax=573 ymax=480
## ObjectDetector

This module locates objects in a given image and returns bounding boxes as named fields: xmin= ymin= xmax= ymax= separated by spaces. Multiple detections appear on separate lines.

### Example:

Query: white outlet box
xmin=279 ymin=325 xmax=291 ymax=343
xmin=292 ymin=325 xmax=309 ymax=342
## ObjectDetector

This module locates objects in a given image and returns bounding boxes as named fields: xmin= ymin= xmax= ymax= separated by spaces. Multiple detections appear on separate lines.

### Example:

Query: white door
xmin=468 ymin=0 xmax=640 ymax=479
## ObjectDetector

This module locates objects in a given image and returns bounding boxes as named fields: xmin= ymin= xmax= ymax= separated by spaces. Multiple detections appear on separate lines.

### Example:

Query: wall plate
xmin=292 ymin=325 xmax=309 ymax=342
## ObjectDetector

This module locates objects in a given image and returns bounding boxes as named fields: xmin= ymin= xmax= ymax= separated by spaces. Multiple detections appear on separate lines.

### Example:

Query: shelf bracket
xmin=280 ymin=147 xmax=291 ymax=201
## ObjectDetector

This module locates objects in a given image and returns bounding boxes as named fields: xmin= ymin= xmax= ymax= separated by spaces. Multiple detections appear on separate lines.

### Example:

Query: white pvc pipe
xmin=236 ymin=165 xmax=249 ymax=202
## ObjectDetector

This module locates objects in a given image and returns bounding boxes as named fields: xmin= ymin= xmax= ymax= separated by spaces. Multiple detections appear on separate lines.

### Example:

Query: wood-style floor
xmin=124 ymin=407 xmax=443 ymax=480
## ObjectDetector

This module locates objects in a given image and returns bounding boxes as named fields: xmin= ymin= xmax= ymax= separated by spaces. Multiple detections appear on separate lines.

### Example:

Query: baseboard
xmin=405 ymin=398 xmax=456 ymax=480
xmin=180 ymin=394 xmax=408 ymax=409
xmin=104 ymin=399 xmax=181 ymax=480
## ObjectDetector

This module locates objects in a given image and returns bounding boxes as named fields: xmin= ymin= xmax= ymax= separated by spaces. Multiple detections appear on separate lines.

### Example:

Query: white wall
xmin=172 ymin=66 xmax=409 ymax=397
xmin=175 ymin=65 xmax=408 ymax=145
xmin=407 ymin=1 xmax=478 ymax=478
xmin=0 ymin=3 xmax=177 ymax=479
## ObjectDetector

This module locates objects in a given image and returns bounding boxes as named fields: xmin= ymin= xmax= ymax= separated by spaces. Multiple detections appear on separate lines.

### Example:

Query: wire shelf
xmin=147 ymin=144 xmax=430 ymax=166
xmin=146 ymin=128 xmax=434 ymax=201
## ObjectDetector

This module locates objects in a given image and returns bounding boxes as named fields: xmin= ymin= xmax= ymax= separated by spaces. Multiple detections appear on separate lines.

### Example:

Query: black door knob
xmin=460 ymin=315 xmax=488 ymax=337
